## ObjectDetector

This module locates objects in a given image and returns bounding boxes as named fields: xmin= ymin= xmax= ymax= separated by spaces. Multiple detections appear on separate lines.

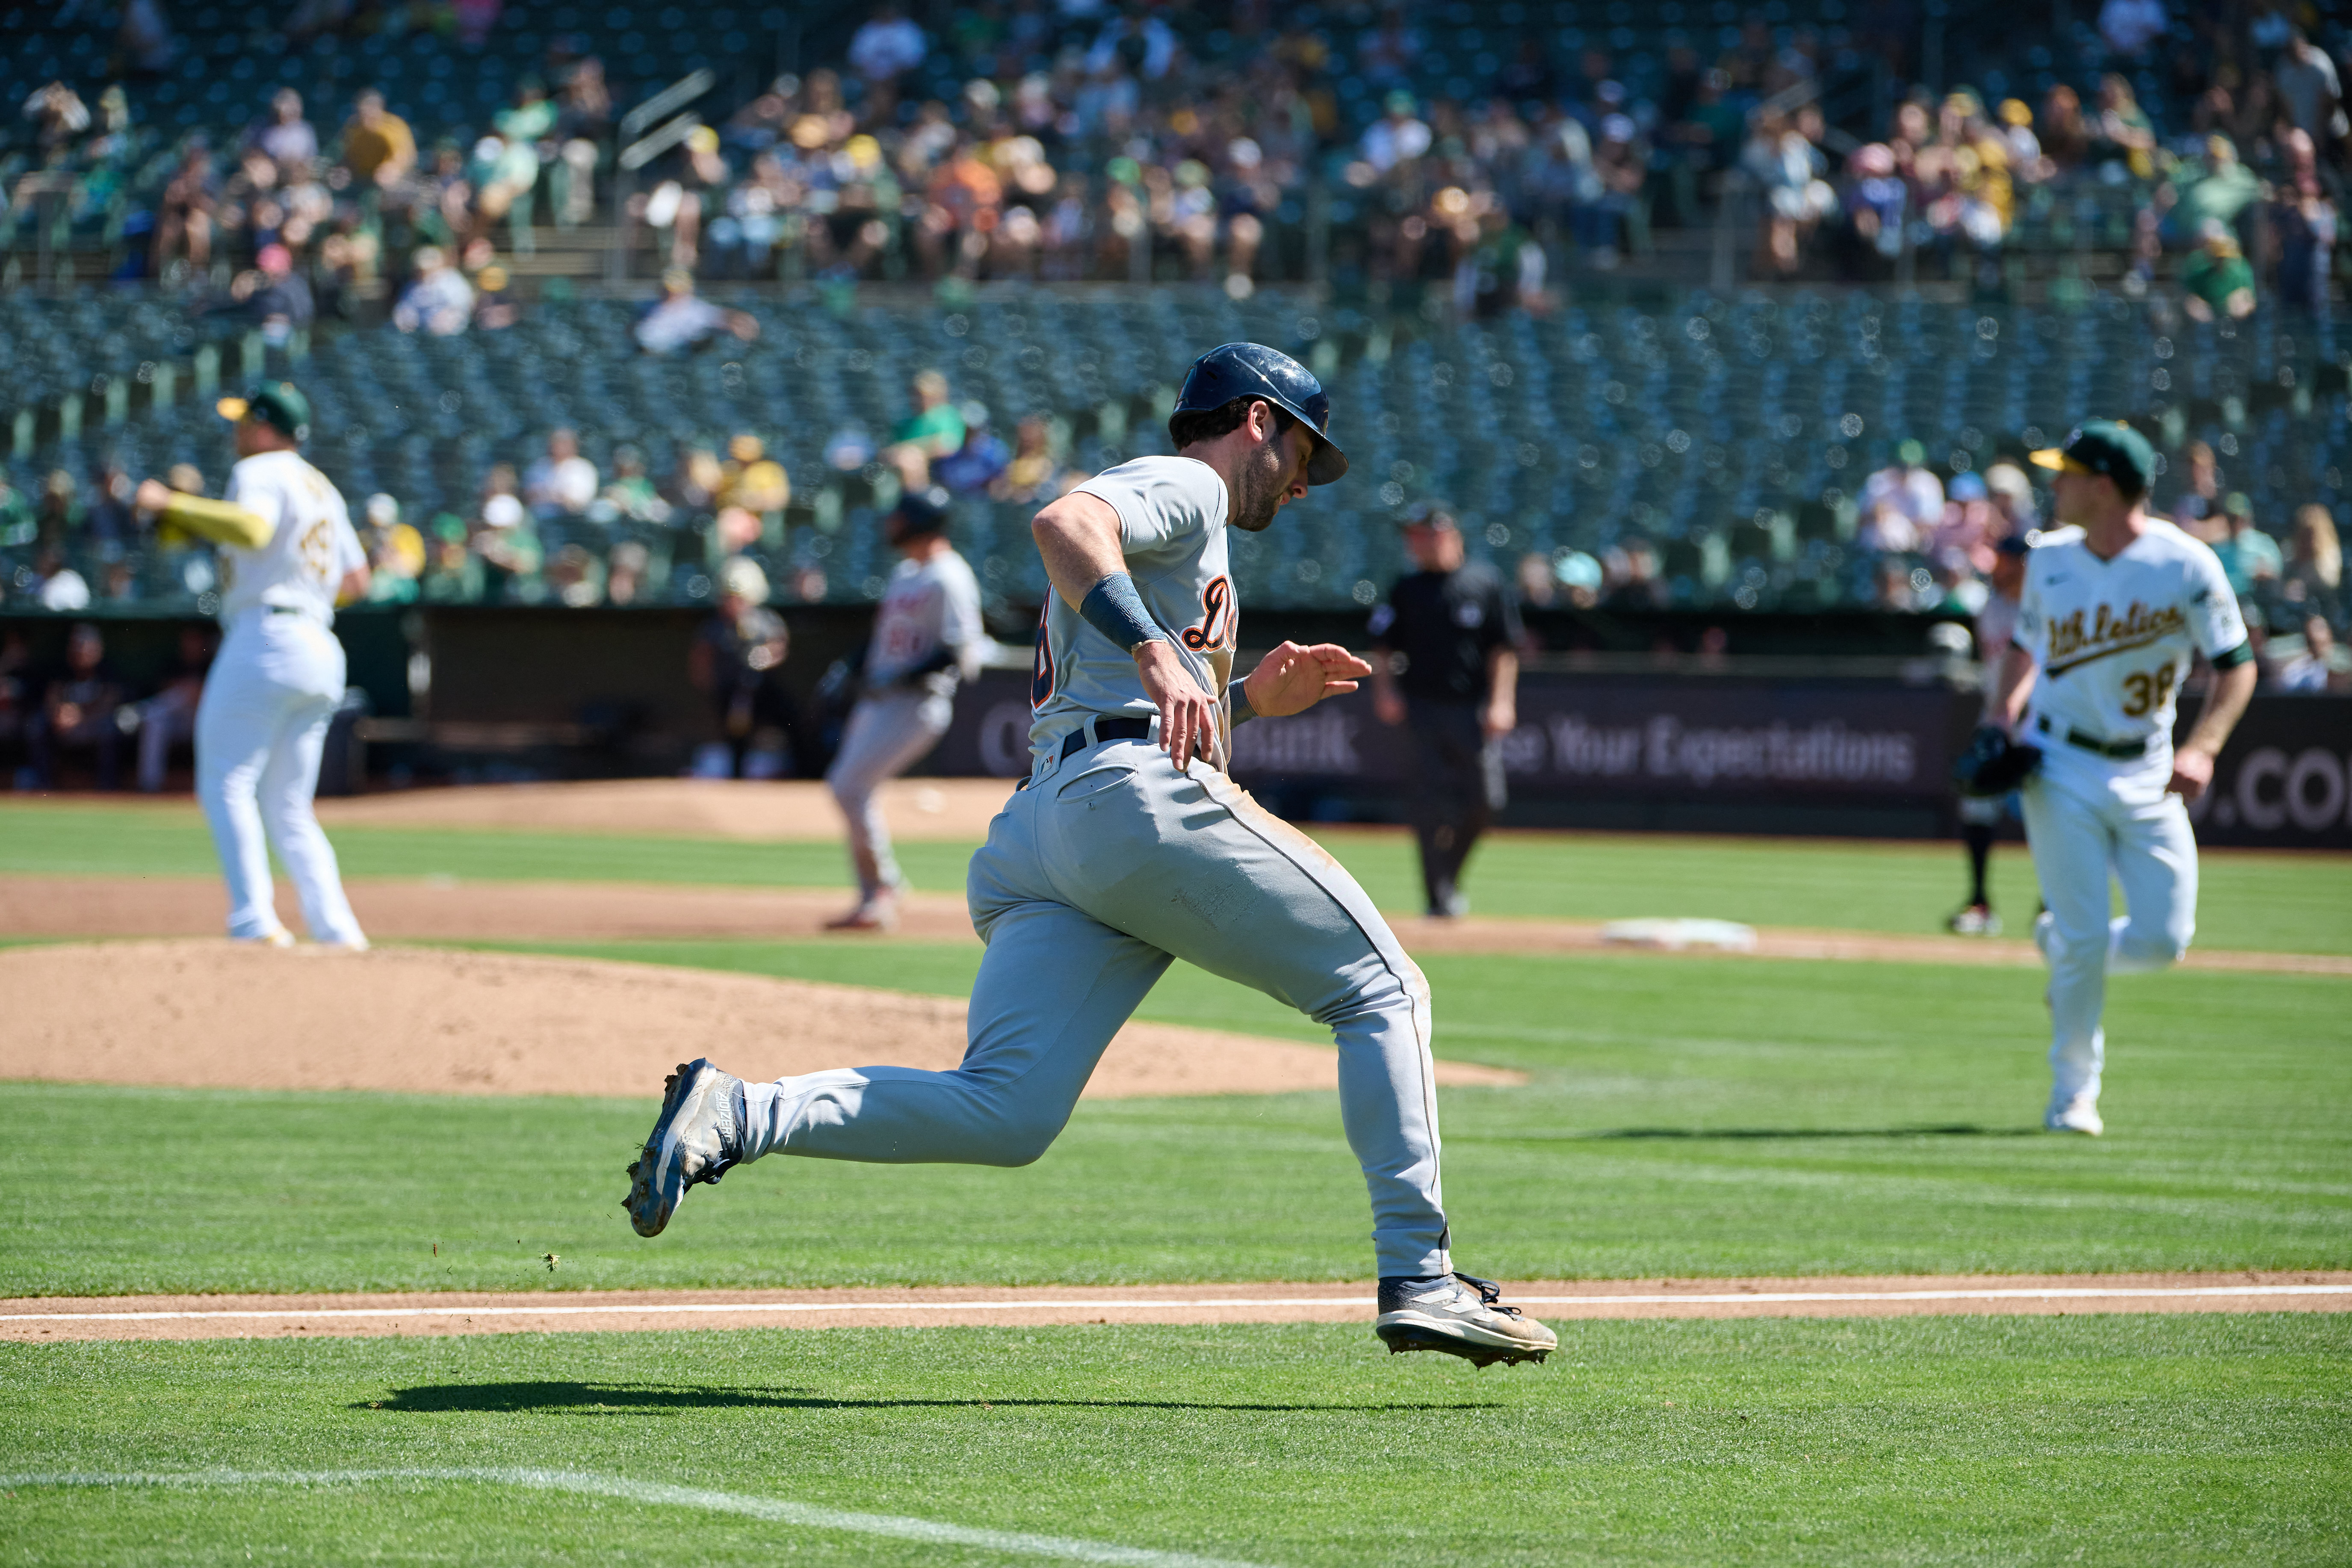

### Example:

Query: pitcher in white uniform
xmin=823 ymin=486 xmax=989 ymax=930
xmin=1989 ymin=421 xmax=2257 ymax=1135
xmin=136 ymin=382 xmax=372 ymax=949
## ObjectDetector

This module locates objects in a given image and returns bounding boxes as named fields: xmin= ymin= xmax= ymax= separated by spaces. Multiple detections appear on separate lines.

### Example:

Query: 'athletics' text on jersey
xmin=2017 ymin=517 xmax=2247 ymax=754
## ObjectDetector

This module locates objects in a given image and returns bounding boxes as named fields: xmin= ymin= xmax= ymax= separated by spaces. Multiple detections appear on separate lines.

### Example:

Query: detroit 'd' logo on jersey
xmin=2045 ymin=599 xmax=2187 ymax=676
xmin=1180 ymin=576 xmax=1235 ymax=653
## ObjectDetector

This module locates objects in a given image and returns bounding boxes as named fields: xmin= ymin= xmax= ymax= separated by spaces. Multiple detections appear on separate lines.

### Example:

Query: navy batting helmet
xmin=1173 ymin=342 xmax=1348 ymax=486
xmin=890 ymin=484 xmax=951 ymax=536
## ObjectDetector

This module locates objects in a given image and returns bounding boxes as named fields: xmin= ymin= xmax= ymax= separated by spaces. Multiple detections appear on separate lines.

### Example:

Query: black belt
xmin=2035 ymin=714 xmax=2151 ymax=760
xmin=1060 ymin=715 xmax=1152 ymax=762
xmin=266 ymin=605 xmax=302 ymax=615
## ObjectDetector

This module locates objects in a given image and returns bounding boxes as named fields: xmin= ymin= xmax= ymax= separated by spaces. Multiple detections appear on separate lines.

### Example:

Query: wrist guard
xmin=1079 ymin=572 xmax=1166 ymax=653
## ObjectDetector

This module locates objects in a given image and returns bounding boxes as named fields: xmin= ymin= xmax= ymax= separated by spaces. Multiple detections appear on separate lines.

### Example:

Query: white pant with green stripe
xmin=738 ymin=729 xmax=1454 ymax=1279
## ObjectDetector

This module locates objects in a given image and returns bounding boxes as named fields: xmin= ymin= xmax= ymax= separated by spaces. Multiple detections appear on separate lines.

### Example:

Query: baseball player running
xmin=135 ymin=382 xmax=370 ymax=949
xmin=627 ymin=344 xmax=1557 ymax=1367
xmin=824 ymin=487 xmax=989 ymax=930
xmin=1988 ymin=421 xmax=2255 ymax=1135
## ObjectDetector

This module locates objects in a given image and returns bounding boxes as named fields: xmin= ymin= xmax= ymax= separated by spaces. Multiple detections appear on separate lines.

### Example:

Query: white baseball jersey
xmin=1030 ymin=456 xmax=1236 ymax=765
xmin=2016 ymin=517 xmax=2247 ymax=756
xmin=865 ymin=547 xmax=984 ymax=694
xmin=216 ymin=449 xmax=365 ymax=625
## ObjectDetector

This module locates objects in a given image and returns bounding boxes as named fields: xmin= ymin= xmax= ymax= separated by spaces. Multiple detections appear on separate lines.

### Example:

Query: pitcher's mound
xmin=0 ymin=941 xmax=1522 ymax=1101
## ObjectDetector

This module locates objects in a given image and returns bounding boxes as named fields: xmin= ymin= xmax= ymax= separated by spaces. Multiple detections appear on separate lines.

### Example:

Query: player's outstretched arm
xmin=1241 ymin=641 xmax=1374 ymax=720
xmin=135 ymin=477 xmax=273 ymax=549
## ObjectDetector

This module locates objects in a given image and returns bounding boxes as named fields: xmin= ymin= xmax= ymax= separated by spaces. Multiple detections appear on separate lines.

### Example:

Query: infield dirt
xmin=6 ymin=1273 xmax=2347 ymax=1342
xmin=9 ymin=873 xmax=2348 ymax=974
xmin=0 ymin=939 xmax=1522 ymax=1100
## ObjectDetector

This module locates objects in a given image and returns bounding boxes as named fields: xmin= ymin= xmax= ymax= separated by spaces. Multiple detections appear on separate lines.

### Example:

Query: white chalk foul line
xmin=2 ymin=1283 xmax=2349 ymax=1326
xmin=0 ymin=1469 xmax=1269 ymax=1568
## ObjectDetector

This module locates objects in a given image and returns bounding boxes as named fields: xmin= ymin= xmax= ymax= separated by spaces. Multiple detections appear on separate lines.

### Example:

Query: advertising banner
xmin=933 ymin=671 xmax=1963 ymax=821
xmin=933 ymin=674 xmax=2350 ymax=850
xmin=2182 ymin=696 xmax=2352 ymax=850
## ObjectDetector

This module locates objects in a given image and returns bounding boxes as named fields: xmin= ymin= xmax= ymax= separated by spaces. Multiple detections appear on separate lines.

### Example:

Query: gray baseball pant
xmin=827 ymin=688 xmax=952 ymax=901
xmin=739 ymin=728 xmax=1454 ymax=1279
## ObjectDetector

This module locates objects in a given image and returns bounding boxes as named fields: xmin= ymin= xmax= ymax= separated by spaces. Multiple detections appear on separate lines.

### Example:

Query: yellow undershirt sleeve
xmin=158 ymin=493 xmax=274 ymax=549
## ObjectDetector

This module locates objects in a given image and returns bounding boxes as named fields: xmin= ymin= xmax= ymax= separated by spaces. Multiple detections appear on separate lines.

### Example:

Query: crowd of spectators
xmin=4 ymin=402 xmax=2345 ymax=799
xmin=12 ymin=4 xmax=2352 ymax=323
xmin=4 ymin=6 xmax=2350 ymax=705
xmin=1501 ymin=424 xmax=2349 ymax=691
xmin=1723 ymin=15 xmax=2350 ymax=312
xmin=0 ymin=353 xmax=1100 ymax=631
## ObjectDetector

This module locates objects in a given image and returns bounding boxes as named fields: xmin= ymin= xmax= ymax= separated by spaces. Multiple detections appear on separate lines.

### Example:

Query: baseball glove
xmin=1951 ymin=723 xmax=2041 ymax=797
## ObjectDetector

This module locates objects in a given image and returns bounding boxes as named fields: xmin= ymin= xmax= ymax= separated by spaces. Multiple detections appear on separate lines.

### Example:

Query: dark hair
xmin=1168 ymin=395 xmax=1291 ymax=452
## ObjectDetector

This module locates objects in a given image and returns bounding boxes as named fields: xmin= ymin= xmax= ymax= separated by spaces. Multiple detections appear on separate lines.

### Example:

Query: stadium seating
xmin=7 ymin=283 xmax=2341 ymax=615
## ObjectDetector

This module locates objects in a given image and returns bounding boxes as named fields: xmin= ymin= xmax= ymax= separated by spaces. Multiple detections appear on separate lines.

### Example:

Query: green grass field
xmin=5 ymin=799 xmax=2350 ymax=951
xmin=5 ymin=797 xmax=2348 ymax=1563
xmin=6 ymin=948 xmax=2344 ymax=1297
xmin=4 ymin=1317 xmax=2347 ymax=1566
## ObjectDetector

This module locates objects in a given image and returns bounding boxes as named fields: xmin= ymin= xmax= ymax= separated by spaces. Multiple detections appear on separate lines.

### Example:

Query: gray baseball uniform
xmin=827 ymin=547 xmax=986 ymax=901
xmin=737 ymin=455 xmax=1454 ymax=1279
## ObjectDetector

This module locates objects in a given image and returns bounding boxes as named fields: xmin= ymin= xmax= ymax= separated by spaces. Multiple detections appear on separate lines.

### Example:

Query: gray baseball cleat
xmin=1375 ymin=1273 xmax=1558 ymax=1367
xmin=624 ymin=1059 xmax=747 ymax=1237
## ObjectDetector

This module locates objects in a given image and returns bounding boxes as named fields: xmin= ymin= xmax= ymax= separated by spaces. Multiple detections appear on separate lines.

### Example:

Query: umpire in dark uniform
xmin=1369 ymin=503 xmax=1522 ymax=918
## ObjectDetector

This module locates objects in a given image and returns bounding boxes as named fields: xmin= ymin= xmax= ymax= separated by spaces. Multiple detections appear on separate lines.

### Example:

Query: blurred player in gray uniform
xmin=1949 ymin=533 xmax=2030 ymax=935
xmin=825 ymin=487 xmax=988 ymax=930
xmin=627 ymin=344 xmax=1558 ymax=1367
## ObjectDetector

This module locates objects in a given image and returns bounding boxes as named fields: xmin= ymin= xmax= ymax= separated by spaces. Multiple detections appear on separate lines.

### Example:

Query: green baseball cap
xmin=216 ymin=380 xmax=312 ymax=443
xmin=2030 ymin=419 xmax=2155 ymax=496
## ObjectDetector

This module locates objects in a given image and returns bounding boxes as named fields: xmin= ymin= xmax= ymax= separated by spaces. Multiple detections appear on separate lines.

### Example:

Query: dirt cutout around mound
xmin=8 ymin=874 xmax=2349 ymax=976
xmin=0 ymin=940 xmax=1522 ymax=1101
xmin=312 ymin=778 xmax=1018 ymax=841
xmin=4 ymin=1273 xmax=2346 ymax=1343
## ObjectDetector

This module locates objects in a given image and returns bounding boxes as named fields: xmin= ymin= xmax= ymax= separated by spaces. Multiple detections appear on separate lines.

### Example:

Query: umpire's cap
xmin=1174 ymin=343 xmax=1348 ymax=486
xmin=215 ymin=381 xmax=311 ymax=443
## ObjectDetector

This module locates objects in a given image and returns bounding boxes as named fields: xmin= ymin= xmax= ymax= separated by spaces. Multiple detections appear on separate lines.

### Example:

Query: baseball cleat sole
xmin=623 ymin=1059 xmax=740 ymax=1238
xmin=1374 ymin=1309 xmax=1557 ymax=1367
xmin=1376 ymin=1319 xmax=1553 ymax=1367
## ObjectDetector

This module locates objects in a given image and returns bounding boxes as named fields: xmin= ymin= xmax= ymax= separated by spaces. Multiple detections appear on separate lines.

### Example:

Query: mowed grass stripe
xmin=0 ymin=1469 xmax=1265 ymax=1568
xmin=4 ymin=948 xmax=2343 ymax=1296
xmin=6 ymin=800 xmax=2346 ymax=952
xmin=1 ymin=1319 xmax=2346 ymax=1566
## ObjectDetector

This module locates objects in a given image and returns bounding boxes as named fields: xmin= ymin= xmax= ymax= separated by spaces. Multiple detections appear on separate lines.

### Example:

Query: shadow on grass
xmin=1465 ymin=1125 xmax=2043 ymax=1142
xmin=363 ymin=1382 xmax=1502 ymax=1415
